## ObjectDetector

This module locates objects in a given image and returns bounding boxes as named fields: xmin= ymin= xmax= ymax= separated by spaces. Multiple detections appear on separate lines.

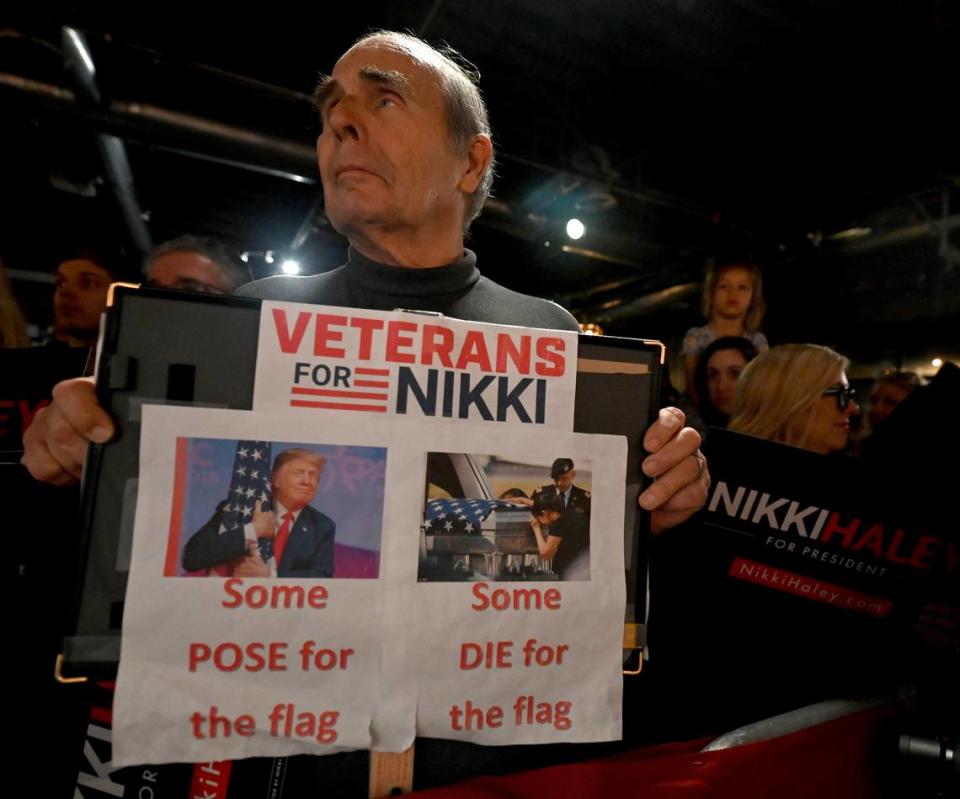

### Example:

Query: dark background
xmin=2 ymin=2 xmax=957 ymax=383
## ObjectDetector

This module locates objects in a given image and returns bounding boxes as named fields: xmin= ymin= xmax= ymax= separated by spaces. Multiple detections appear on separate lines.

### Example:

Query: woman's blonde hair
xmin=0 ymin=260 xmax=29 ymax=348
xmin=701 ymin=261 xmax=766 ymax=332
xmin=728 ymin=344 xmax=848 ymax=448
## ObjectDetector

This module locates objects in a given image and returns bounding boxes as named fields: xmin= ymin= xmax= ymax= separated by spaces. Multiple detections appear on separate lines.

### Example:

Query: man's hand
xmin=252 ymin=500 xmax=276 ymax=539
xmin=21 ymin=377 xmax=114 ymax=485
xmin=234 ymin=544 xmax=271 ymax=578
xmin=639 ymin=407 xmax=710 ymax=534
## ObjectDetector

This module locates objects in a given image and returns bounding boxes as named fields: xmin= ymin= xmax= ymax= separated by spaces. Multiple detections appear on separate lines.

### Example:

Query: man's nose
xmin=328 ymin=97 xmax=363 ymax=142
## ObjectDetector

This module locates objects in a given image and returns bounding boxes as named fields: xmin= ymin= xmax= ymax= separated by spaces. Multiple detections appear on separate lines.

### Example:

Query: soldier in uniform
xmin=533 ymin=457 xmax=591 ymax=520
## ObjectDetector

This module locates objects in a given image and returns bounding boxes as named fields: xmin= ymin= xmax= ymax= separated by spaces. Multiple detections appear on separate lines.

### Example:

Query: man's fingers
xmin=657 ymin=470 xmax=710 ymax=513
xmin=641 ymin=453 xmax=709 ymax=511
xmin=21 ymin=377 xmax=115 ymax=486
xmin=641 ymin=426 xmax=702 ymax=479
xmin=51 ymin=377 xmax=114 ymax=443
xmin=20 ymin=428 xmax=79 ymax=485
xmin=649 ymin=469 xmax=711 ymax=534
xmin=235 ymin=551 xmax=269 ymax=578
xmin=642 ymin=407 xmax=685 ymax=454
xmin=21 ymin=405 xmax=87 ymax=483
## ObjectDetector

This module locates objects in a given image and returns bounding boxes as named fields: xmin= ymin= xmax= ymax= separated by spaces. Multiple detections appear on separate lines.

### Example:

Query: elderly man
xmin=145 ymin=234 xmax=252 ymax=294
xmin=22 ymin=31 xmax=708 ymax=533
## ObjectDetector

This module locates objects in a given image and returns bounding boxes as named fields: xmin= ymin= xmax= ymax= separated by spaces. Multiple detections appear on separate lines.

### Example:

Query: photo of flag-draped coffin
xmin=419 ymin=452 xmax=556 ymax=582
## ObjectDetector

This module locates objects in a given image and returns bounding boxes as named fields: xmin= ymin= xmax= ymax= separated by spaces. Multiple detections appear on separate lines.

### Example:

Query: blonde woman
xmin=728 ymin=343 xmax=859 ymax=454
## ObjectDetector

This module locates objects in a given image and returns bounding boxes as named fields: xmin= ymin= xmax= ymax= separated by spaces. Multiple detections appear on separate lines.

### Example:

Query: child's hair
xmin=701 ymin=260 xmax=766 ymax=332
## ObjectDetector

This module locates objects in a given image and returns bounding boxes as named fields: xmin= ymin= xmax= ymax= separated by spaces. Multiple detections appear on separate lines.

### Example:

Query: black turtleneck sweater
xmin=236 ymin=247 xmax=580 ymax=331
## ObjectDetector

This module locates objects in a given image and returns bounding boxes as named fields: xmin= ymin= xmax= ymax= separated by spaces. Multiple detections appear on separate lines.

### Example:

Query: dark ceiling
xmin=2 ymin=2 xmax=957 ymax=378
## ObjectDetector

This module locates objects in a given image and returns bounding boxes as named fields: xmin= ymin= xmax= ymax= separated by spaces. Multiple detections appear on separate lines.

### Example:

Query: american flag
xmin=290 ymin=368 xmax=390 ymax=413
xmin=219 ymin=440 xmax=274 ymax=561
xmin=424 ymin=498 xmax=517 ymax=535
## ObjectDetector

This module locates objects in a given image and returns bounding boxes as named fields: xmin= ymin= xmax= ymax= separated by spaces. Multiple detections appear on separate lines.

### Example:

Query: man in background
xmin=145 ymin=234 xmax=251 ymax=294
xmin=51 ymin=253 xmax=115 ymax=347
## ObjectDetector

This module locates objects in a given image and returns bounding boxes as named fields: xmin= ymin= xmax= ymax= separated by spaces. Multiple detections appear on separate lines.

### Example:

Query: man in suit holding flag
xmin=183 ymin=446 xmax=335 ymax=578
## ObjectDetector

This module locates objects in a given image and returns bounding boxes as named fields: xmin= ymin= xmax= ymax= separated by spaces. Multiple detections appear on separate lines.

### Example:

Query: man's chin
xmin=283 ymin=498 xmax=312 ymax=512
xmin=325 ymin=198 xmax=400 ymax=233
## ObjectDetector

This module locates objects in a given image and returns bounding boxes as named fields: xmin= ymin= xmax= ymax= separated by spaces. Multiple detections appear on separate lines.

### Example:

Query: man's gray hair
xmin=322 ymin=30 xmax=495 ymax=229
xmin=148 ymin=235 xmax=252 ymax=291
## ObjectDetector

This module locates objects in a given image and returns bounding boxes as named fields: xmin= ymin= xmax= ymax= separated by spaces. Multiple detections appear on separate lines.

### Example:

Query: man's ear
xmin=458 ymin=134 xmax=493 ymax=194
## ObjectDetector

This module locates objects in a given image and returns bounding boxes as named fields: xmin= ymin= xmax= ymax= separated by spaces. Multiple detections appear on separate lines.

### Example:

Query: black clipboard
xmin=63 ymin=286 xmax=663 ymax=676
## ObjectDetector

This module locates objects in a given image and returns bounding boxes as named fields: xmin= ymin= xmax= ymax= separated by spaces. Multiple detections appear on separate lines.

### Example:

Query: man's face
xmin=272 ymin=457 xmax=322 ymax=511
xmin=53 ymin=259 xmax=112 ymax=340
xmin=554 ymin=469 xmax=575 ymax=494
xmin=316 ymin=43 xmax=471 ymax=243
xmin=147 ymin=251 xmax=231 ymax=294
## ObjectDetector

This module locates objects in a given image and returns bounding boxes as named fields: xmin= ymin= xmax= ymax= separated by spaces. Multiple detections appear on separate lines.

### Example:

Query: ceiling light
xmin=281 ymin=259 xmax=300 ymax=275
xmin=932 ymin=358 xmax=943 ymax=368
xmin=825 ymin=226 xmax=872 ymax=242
xmin=566 ymin=218 xmax=585 ymax=240
xmin=264 ymin=251 xmax=275 ymax=264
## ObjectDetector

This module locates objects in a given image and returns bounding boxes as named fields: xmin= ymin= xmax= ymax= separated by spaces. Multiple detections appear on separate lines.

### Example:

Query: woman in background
xmin=692 ymin=336 xmax=758 ymax=429
xmin=728 ymin=343 xmax=858 ymax=454
xmin=866 ymin=371 xmax=921 ymax=432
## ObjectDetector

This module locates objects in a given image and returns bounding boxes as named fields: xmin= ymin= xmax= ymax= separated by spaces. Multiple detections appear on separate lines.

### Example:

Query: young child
xmin=683 ymin=260 xmax=768 ymax=399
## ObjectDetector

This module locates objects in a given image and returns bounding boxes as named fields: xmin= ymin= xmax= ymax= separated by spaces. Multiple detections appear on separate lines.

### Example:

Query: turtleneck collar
xmin=343 ymin=247 xmax=480 ymax=297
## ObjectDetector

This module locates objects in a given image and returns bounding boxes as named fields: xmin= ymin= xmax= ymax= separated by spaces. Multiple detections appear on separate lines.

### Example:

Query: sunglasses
xmin=823 ymin=384 xmax=857 ymax=411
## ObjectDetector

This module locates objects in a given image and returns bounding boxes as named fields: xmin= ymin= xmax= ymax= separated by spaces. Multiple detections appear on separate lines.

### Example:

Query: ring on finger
xmin=691 ymin=450 xmax=706 ymax=478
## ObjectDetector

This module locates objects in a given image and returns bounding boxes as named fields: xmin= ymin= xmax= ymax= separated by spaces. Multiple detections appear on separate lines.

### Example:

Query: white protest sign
xmin=383 ymin=428 xmax=627 ymax=745
xmin=113 ymin=406 xmax=626 ymax=766
xmin=113 ymin=406 xmax=396 ymax=766
xmin=253 ymin=302 xmax=578 ymax=430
